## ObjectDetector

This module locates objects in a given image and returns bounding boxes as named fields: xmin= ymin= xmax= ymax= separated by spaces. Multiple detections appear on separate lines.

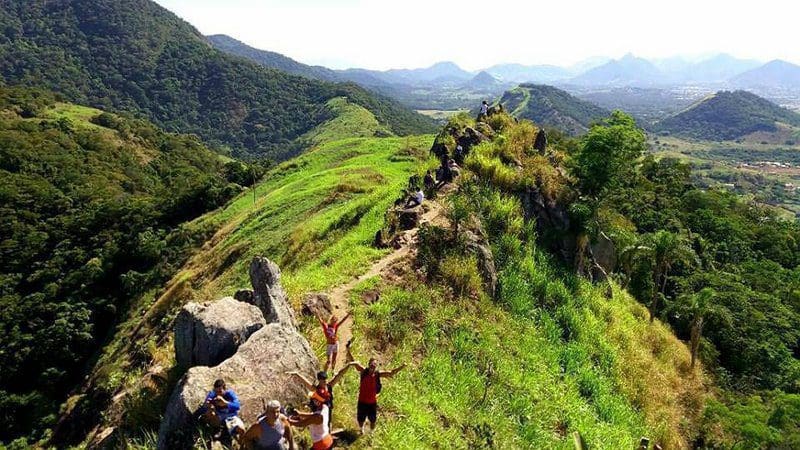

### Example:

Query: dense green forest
xmin=656 ymin=90 xmax=800 ymax=140
xmin=0 ymin=86 xmax=254 ymax=443
xmin=573 ymin=113 xmax=800 ymax=446
xmin=0 ymin=0 xmax=435 ymax=161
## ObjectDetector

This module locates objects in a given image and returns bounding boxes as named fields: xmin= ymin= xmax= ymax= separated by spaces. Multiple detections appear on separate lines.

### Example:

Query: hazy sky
xmin=154 ymin=0 xmax=799 ymax=71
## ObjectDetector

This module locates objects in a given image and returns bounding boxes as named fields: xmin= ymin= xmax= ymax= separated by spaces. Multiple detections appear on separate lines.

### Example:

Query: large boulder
xmin=247 ymin=257 xmax=297 ymax=327
xmin=591 ymin=232 xmax=617 ymax=276
xmin=301 ymin=293 xmax=332 ymax=319
xmin=158 ymin=323 xmax=317 ymax=449
xmin=174 ymin=297 xmax=266 ymax=370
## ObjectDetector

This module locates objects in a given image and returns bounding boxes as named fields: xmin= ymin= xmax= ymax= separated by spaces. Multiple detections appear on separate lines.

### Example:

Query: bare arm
xmin=288 ymin=412 xmax=323 ymax=427
xmin=282 ymin=416 xmax=295 ymax=450
xmin=378 ymin=363 xmax=407 ymax=379
xmin=287 ymin=371 xmax=314 ymax=391
xmin=336 ymin=312 xmax=351 ymax=328
xmin=350 ymin=360 xmax=366 ymax=373
xmin=329 ymin=361 xmax=357 ymax=386
xmin=239 ymin=423 xmax=260 ymax=450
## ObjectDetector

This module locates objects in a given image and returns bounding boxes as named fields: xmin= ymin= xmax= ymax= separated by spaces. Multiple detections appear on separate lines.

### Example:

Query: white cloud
xmin=155 ymin=0 xmax=800 ymax=70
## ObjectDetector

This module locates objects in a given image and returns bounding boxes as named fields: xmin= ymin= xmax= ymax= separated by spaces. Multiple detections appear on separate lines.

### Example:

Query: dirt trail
xmin=327 ymin=201 xmax=444 ymax=369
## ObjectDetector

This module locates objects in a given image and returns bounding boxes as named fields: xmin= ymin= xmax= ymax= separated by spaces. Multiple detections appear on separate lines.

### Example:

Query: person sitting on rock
xmin=240 ymin=399 xmax=294 ymax=450
xmin=346 ymin=348 xmax=407 ymax=435
xmin=288 ymin=392 xmax=333 ymax=450
xmin=317 ymin=312 xmax=351 ymax=372
xmin=200 ymin=378 xmax=246 ymax=440
xmin=423 ymin=169 xmax=436 ymax=193
xmin=404 ymin=187 xmax=424 ymax=208
xmin=288 ymin=365 xmax=355 ymax=427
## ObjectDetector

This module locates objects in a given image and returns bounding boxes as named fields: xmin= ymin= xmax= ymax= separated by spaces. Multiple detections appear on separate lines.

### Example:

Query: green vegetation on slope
xmin=0 ymin=86 xmax=247 ymax=444
xmin=498 ymin=84 xmax=609 ymax=135
xmin=0 ymin=0 xmax=435 ymax=160
xmin=58 ymin=129 xmax=435 ymax=447
xmin=656 ymin=90 xmax=800 ymax=140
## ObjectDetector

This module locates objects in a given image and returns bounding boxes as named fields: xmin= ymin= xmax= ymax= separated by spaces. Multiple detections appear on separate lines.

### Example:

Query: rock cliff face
xmin=158 ymin=257 xmax=317 ymax=449
xmin=174 ymin=297 xmax=266 ymax=370
xmin=158 ymin=323 xmax=317 ymax=449
xmin=248 ymin=257 xmax=297 ymax=327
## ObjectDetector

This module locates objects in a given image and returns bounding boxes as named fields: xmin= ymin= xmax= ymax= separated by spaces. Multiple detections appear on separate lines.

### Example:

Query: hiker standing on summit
xmin=317 ymin=312 xmax=351 ymax=372
xmin=346 ymin=346 xmax=406 ymax=435
xmin=479 ymin=100 xmax=489 ymax=120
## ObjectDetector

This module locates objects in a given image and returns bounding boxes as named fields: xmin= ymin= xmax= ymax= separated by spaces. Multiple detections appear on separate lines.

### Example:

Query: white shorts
xmin=326 ymin=343 xmax=339 ymax=356
xmin=224 ymin=416 xmax=245 ymax=435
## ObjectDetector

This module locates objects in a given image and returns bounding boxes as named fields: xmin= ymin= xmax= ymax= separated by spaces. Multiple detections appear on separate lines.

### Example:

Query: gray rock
xmin=301 ymin=293 xmax=332 ymax=318
xmin=591 ymin=232 xmax=617 ymax=276
xmin=174 ymin=297 xmax=266 ymax=370
xmin=248 ymin=257 xmax=297 ymax=327
xmin=158 ymin=323 xmax=317 ymax=449
xmin=534 ymin=129 xmax=547 ymax=154
xmin=464 ymin=230 xmax=498 ymax=299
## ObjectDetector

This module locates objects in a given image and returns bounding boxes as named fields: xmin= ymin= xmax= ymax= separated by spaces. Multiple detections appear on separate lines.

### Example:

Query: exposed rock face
xmin=174 ymin=297 xmax=266 ymax=370
xmin=248 ymin=257 xmax=297 ymax=327
xmin=158 ymin=323 xmax=317 ymax=449
xmin=301 ymin=293 xmax=332 ymax=319
xmin=590 ymin=232 xmax=617 ymax=277
xmin=464 ymin=230 xmax=498 ymax=299
xmin=397 ymin=207 xmax=423 ymax=231
xmin=534 ymin=129 xmax=547 ymax=154
xmin=456 ymin=127 xmax=489 ymax=154
xmin=521 ymin=187 xmax=575 ymax=261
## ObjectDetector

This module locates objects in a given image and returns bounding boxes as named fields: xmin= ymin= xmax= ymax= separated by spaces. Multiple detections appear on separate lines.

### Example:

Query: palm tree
xmin=618 ymin=240 xmax=650 ymax=289
xmin=677 ymin=287 xmax=716 ymax=369
xmin=643 ymin=231 xmax=697 ymax=322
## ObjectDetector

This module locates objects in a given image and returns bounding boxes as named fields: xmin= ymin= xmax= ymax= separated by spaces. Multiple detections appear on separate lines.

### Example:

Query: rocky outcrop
xmin=301 ymin=293 xmax=332 ymax=318
xmin=456 ymin=126 xmax=489 ymax=153
xmin=464 ymin=230 xmax=498 ymax=299
xmin=174 ymin=297 xmax=265 ymax=370
xmin=534 ymin=129 xmax=547 ymax=154
xmin=158 ymin=323 xmax=317 ymax=449
xmin=248 ymin=257 xmax=297 ymax=327
xmin=590 ymin=232 xmax=617 ymax=278
xmin=520 ymin=187 xmax=576 ymax=263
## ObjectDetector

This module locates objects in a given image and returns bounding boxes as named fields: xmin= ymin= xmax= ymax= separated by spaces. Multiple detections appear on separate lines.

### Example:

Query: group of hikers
xmin=197 ymin=311 xmax=405 ymax=450
xmin=197 ymin=100 xmax=509 ymax=449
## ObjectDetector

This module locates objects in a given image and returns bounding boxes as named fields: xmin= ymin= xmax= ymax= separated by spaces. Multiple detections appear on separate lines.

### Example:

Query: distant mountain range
xmin=656 ymin=90 xmax=800 ymax=140
xmin=499 ymin=84 xmax=609 ymax=135
xmin=207 ymin=34 xmax=800 ymax=94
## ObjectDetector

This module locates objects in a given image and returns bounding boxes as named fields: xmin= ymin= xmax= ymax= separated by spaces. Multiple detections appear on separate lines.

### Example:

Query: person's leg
xmin=368 ymin=404 xmax=378 ymax=432
xmin=326 ymin=345 xmax=334 ymax=372
xmin=330 ymin=344 xmax=338 ymax=371
xmin=356 ymin=402 xmax=367 ymax=434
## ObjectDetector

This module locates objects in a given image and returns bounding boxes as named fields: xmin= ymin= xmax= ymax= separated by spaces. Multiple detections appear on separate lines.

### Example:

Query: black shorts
xmin=356 ymin=402 xmax=377 ymax=423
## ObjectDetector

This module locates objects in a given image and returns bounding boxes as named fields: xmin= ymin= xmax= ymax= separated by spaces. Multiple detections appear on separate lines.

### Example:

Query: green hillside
xmin=0 ymin=86 xmax=249 ymax=444
xmin=499 ymin=83 xmax=608 ymax=134
xmin=62 ymin=124 xmax=712 ymax=449
xmin=656 ymin=90 xmax=800 ymax=140
xmin=0 ymin=0 xmax=435 ymax=160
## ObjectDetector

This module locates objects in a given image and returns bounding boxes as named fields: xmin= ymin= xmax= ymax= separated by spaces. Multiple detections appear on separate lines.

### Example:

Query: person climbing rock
xmin=349 ymin=355 xmax=406 ymax=435
xmin=199 ymin=378 xmax=246 ymax=441
xmin=404 ymin=187 xmax=424 ymax=208
xmin=240 ymin=400 xmax=294 ymax=450
xmin=317 ymin=312 xmax=350 ymax=372
xmin=288 ymin=392 xmax=333 ymax=450
xmin=288 ymin=364 xmax=355 ymax=426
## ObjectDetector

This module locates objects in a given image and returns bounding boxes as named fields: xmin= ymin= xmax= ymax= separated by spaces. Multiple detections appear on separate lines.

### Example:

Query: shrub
xmin=440 ymin=255 xmax=482 ymax=298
